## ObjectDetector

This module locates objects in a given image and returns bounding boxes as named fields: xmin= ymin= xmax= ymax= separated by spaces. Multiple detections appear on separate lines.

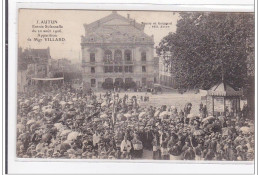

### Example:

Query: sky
xmin=18 ymin=9 xmax=179 ymax=62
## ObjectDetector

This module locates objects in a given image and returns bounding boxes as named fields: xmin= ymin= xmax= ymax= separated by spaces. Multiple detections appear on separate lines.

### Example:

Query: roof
xmin=31 ymin=77 xmax=64 ymax=81
xmin=207 ymin=82 xmax=243 ymax=96
xmin=23 ymin=48 xmax=51 ymax=59
xmin=82 ymin=11 xmax=154 ymax=44
xmin=84 ymin=11 xmax=144 ymax=31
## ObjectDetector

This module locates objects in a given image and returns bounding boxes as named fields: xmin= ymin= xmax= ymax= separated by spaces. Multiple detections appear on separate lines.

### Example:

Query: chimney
xmin=127 ymin=14 xmax=130 ymax=19
xmin=133 ymin=19 xmax=136 ymax=27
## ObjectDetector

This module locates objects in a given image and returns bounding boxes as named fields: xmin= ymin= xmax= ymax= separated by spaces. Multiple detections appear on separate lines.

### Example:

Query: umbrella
xmin=117 ymin=113 xmax=124 ymax=118
xmin=101 ymin=102 xmax=107 ymax=107
xmin=60 ymin=101 xmax=67 ymax=105
xmin=139 ymin=112 xmax=146 ymax=118
xmin=60 ymin=129 xmax=72 ymax=136
xmin=72 ymin=98 xmax=77 ymax=101
xmin=94 ymin=118 xmax=101 ymax=122
xmin=187 ymin=114 xmax=196 ymax=119
xmin=67 ymin=148 xmax=76 ymax=155
xmin=33 ymin=106 xmax=40 ymax=110
xmin=42 ymin=105 xmax=51 ymax=111
xmin=87 ymin=105 xmax=94 ymax=108
xmin=103 ymin=122 xmax=109 ymax=127
xmin=193 ymin=129 xmax=204 ymax=136
xmin=39 ymin=99 xmax=44 ymax=103
xmin=171 ymin=106 xmax=176 ymax=110
xmin=218 ymin=116 xmax=225 ymax=121
xmin=27 ymin=119 xmax=36 ymax=125
xmin=36 ymin=143 xmax=44 ymax=152
xmin=68 ymin=101 xmax=73 ymax=105
xmin=100 ymin=114 xmax=108 ymax=118
xmin=76 ymin=115 xmax=84 ymax=120
xmin=120 ymin=116 xmax=127 ymax=121
xmin=42 ymin=133 xmax=52 ymax=143
xmin=17 ymin=123 xmax=25 ymax=130
xmin=222 ymin=127 xmax=232 ymax=136
xmin=154 ymin=111 xmax=160 ymax=117
xmin=240 ymin=126 xmax=252 ymax=134
xmin=60 ymin=142 xmax=71 ymax=152
xmin=54 ymin=123 xmax=64 ymax=130
xmin=159 ymin=111 xmax=168 ymax=117
xmin=67 ymin=131 xmax=80 ymax=141
xmin=202 ymin=116 xmax=215 ymax=123
xmin=124 ymin=114 xmax=132 ymax=118
xmin=30 ymin=123 xmax=41 ymax=131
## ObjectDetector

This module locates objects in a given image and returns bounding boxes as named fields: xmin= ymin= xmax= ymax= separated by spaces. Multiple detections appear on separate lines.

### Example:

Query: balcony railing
xmin=124 ymin=61 xmax=134 ymax=64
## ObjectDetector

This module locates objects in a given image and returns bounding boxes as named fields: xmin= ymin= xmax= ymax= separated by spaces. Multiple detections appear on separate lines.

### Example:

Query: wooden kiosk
xmin=205 ymin=81 xmax=243 ymax=117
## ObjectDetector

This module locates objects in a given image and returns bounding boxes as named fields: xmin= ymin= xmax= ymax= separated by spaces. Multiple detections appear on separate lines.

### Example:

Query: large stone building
xmin=81 ymin=11 xmax=155 ymax=89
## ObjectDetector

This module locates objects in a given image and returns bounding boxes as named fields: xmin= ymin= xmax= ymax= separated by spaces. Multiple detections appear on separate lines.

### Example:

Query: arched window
xmin=114 ymin=50 xmax=122 ymax=63
xmin=124 ymin=50 xmax=131 ymax=62
xmin=141 ymin=52 xmax=146 ymax=62
xmin=104 ymin=50 xmax=112 ymax=63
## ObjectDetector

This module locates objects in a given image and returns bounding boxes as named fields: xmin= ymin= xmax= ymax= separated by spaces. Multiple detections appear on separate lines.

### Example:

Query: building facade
xmin=159 ymin=51 xmax=178 ymax=89
xmin=17 ymin=47 xmax=51 ymax=92
xmin=81 ymin=11 xmax=155 ymax=89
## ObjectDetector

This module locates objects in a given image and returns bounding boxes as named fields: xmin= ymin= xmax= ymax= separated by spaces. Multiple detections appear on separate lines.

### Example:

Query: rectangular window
xmin=114 ymin=66 xmax=119 ymax=73
xmin=125 ymin=66 xmax=129 ymax=73
xmin=142 ymin=66 xmax=146 ymax=72
xmin=119 ymin=66 xmax=123 ymax=72
xmin=109 ymin=66 xmax=113 ymax=73
xmin=104 ymin=66 xmax=108 ymax=73
xmin=90 ymin=53 xmax=95 ymax=62
xmin=126 ymin=53 xmax=131 ymax=61
xmin=91 ymin=79 xmax=96 ymax=87
xmin=91 ymin=67 xmax=95 ymax=73
xmin=125 ymin=78 xmax=132 ymax=84
xmin=142 ymin=78 xmax=146 ymax=86
xmin=129 ymin=66 xmax=133 ymax=73
xmin=141 ymin=52 xmax=146 ymax=61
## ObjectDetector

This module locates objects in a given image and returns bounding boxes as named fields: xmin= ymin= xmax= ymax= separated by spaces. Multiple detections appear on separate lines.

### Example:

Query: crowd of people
xmin=17 ymin=83 xmax=254 ymax=161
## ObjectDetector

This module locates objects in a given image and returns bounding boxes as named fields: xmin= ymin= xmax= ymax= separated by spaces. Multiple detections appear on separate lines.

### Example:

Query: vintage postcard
xmin=17 ymin=9 xmax=255 ymax=161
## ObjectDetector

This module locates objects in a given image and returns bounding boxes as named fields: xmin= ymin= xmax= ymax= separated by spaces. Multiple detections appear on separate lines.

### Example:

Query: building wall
xmin=17 ymin=70 xmax=27 ymax=93
xmin=158 ymin=54 xmax=178 ymax=89
xmin=82 ymin=45 xmax=154 ymax=88
xmin=81 ymin=12 xmax=155 ymax=89
xmin=18 ymin=47 xmax=51 ymax=90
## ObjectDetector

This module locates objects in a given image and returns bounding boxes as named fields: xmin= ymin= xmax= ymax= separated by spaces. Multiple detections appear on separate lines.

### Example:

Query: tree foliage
xmin=156 ymin=12 xmax=254 ymax=90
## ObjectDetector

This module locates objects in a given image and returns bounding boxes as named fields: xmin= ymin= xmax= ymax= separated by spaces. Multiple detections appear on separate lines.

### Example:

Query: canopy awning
xmin=153 ymin=84 xmax=161 ymax=87
xmin=31 ymin=77 xmax=64 ymax=81
xmin=207 ymin=82 xmax=242 ymax=97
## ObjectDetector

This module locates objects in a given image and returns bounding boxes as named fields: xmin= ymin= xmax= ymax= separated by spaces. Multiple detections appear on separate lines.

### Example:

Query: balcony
xmin=124 ymin=61 xmax=134 ymax=65
xmin=82 ymin=60 xmax=96 ymax=67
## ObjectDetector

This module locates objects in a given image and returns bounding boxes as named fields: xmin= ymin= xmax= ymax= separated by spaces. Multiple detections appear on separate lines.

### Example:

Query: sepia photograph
xmin=16 ymin=9 xmax=255 ymax=161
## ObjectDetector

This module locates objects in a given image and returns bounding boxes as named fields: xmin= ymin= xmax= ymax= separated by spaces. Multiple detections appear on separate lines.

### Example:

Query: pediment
xmin=103 ymin=18 xmax=130 ymax=26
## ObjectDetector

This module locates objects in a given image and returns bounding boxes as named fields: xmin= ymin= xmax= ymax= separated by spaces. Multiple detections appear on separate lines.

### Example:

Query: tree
xmin=156 ymin=12 xmax=254 ymax=90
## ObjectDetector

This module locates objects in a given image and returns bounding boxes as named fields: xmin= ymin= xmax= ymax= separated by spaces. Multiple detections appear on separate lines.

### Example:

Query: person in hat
xmin=161 ymin=138 xmax=169 ymax=160
xmin=183 ymin=147 xmax=195 ymax=160
xmin=120 ymin=135 xmax=132 ymax=159
xmin=204 ymin=148 xmax=215 ymax=160
xmin=152 ymin=135 xmax=161 ymax=160
xmin=93 ymin=130 xmax=100 ymax=150
xmin=132 ymin=134 xmax=143 ymax=159
xmin=194 ymin=143 xmax=203 ymax=160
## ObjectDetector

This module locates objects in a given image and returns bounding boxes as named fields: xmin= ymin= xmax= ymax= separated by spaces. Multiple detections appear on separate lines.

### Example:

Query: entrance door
xmin=114 ymin=78 xmax=124 ymax=87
